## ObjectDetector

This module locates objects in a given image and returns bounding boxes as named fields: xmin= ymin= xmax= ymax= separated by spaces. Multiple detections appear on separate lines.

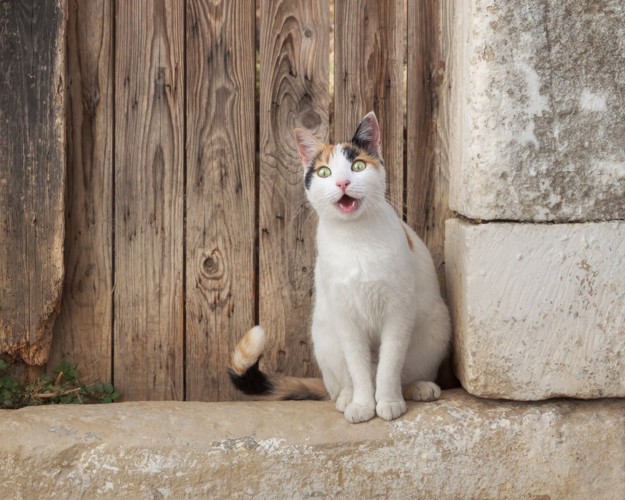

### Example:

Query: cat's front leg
xmin=339 ymin=326 xmax=376 ymax=423
xmin=335 ymin=386 xmax=353 ymax=412
xmin=375 ymin=326 xmax=410 ymax=421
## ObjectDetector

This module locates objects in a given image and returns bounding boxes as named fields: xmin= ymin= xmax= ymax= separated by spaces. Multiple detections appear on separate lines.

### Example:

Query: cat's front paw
xmin=376 ymin=400 xmax=407 ymax=421
xmin=411 ymin=381 xmax=441 ymax=402
xmin=336 ymin=388 xmax=353 ymax=413
xmin=344 ymin=402 xmax=375 ymax=423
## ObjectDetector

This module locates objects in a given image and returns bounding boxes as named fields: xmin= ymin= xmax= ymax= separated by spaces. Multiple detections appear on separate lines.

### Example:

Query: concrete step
xmin=1 ymin=389 xmax=623 ymax=499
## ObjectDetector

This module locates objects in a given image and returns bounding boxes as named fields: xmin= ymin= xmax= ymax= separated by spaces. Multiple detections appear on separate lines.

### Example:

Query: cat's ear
xmin=294 ymin=128 xmax=323 ymax=168
xmin=351 ymin=111 xmax=382 ymax=159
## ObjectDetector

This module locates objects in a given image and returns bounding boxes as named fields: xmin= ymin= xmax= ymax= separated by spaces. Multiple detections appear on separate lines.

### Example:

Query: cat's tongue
xmin=337 ymin=194 xmax=359 ymax=213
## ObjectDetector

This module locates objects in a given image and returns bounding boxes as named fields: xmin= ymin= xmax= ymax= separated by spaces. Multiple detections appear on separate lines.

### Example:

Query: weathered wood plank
xmin=334 ymin=0 xmax=405 ymax=215
xmin=406 ymin=0 xmax=450 ymax=293
xmin=185 ymin=1 xmax=256 ymax=401
xmin=114 ymin=0 xmax=184 ymax=400
xmin=407 ymin=1 xmax=457 ymax=389
xmin=0 ymin=0 xmax=67 ymax=366
xmin=259 ymin=0 xmax=328 ymax=379
xmin=49 ymin=0 xmax=113 ymax=383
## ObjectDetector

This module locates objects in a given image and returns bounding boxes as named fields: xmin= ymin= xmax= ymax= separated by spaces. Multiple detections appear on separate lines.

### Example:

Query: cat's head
xmin=294 ymin=112 xmax=386 ymax=221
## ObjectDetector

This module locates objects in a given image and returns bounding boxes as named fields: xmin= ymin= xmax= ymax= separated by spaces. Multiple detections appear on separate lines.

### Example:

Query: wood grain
xmin=259 ymin=0 xmax=328 ymax=379
xmin=0 ymin=0 xmax=67 ymax=366
xmin=185 ymin=0 xmax=256 ymax=401
xmin=407 ymin=1 xmax=457 ymax=389
xmin=406 ymin=0 xmax=450 ymax=295
xmin=334 ymin=0 xmax=405 ymax=215
xmin=4 ymin=1 xmax=452 ymax=399
xmin=49 ymin=0 xmax=113 ymax=383
xmin=114 ymin=0 xmax=184 ymax=400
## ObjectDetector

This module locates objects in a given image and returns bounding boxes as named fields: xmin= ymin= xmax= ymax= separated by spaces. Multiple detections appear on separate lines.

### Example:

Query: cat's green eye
xmin=317 ymin=166 xmax=332 ymax=178
xmin=351 ymin=160 xmax=366 ymax=172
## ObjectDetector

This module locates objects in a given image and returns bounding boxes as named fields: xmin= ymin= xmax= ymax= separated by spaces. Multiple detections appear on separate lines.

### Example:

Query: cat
xmin=229 ymin=112 xmax=451 ymax=423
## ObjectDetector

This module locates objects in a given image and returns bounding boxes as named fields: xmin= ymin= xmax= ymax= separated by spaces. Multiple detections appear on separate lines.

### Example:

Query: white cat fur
xmin=297 ymin=112 xmax=451 ymax=422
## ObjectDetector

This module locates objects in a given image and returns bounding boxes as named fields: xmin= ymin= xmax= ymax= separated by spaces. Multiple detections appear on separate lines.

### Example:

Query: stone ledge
xmin=1 ymin=390 xmax=624 ymax=498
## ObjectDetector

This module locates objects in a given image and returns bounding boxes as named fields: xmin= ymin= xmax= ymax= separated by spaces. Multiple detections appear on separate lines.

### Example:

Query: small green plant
xmin=0 ymin=359 xmax=23 ymax=408
xmin=0 ymin=359 xmax=120 ymax=409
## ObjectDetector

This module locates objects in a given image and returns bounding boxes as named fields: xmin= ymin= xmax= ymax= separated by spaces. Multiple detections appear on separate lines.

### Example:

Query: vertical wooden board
xmin=406 ymin=0 xmax=450 ymax=292
xmin=406 ymin=1 xmax=457 ymax=390
xmin=259 ymin=0 xmax=328 ymax=378
xmin=49 ymin=0 xmax=113 ymax=383
xmin=114 ymin=0 xmax=184 ymax=400
xmin=334 ymin=0 xmax=405 ymax=215
xmin=185 ymin=1 xmax=256 ymax=401
xmin=0 ymin=0 xmax=67 ymax=366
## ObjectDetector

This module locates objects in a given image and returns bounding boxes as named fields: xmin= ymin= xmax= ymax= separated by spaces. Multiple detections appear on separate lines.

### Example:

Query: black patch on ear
xmin=228 ymin=359 xmax=272 ymax=395
xmin=351 ymin=120 xmax=383 ymax=161
xmin=351 ymin=135 xmax=368 ymax=152
xmin=351 ymin=125 xmax=374 ymax=157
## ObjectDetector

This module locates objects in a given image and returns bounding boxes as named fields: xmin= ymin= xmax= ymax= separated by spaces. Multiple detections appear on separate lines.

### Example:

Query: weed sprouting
xmin=0 ymin=359 xmax=120 ymax=409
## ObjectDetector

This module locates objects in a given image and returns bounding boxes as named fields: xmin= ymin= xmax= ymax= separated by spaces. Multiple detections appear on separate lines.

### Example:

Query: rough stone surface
xmin=1 ymin=390 xmax=624 ymax=499
xmin=448 ymin=0 xmax=625 ymax=221
xmin=446 ymin=218 xmax=625 ymax=400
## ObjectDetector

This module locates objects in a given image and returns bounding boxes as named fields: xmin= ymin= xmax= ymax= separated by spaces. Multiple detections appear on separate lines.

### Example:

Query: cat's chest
xmin=316 ymin=252 xmax=392 ymax=332
xmin=317 ymin=241 xmax=397 ymax=306
xmin=315 ymin=221 xmax=412 ymax=311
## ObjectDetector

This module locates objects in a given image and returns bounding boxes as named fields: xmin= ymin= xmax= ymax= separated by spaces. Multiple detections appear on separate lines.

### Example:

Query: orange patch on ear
xmin=402 ymin=225 xmax=415 ymax=251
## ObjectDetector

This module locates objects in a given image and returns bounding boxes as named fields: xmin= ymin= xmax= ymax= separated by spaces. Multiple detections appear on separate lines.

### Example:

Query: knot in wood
xmin=200 ymin=249 xmax=223 ymax=280
xmin=298 ymin=94 xmax=321 ymax=130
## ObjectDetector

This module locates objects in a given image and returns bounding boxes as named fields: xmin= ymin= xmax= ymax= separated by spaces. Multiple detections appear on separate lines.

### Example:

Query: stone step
xmin=1 ymin=389 xmax=623 ymax=498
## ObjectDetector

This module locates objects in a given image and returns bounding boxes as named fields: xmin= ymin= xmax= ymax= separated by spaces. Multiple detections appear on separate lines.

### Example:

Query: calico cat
xmin=229 ymin=112 xmax=451 ymax=422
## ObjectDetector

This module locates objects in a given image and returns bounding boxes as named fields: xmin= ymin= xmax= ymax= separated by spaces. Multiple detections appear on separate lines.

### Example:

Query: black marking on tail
xmin=284 ymin=391 xmax=325 ymax=401
xmin=228 ymin=359 xmax=272 ymax=396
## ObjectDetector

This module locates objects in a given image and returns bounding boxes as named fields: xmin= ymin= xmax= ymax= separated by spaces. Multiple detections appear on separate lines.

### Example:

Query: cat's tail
xmin=228 ymin=326 xmax=329 ymax=401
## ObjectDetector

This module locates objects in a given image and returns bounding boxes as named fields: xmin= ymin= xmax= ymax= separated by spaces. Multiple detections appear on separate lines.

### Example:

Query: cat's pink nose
xmin=336 ymin=179 xmax=350 ymax=192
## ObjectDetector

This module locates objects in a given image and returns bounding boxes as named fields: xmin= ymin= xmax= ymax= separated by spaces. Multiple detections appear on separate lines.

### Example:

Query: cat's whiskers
xmin=362 ymin=192 xmax=391 ymax=225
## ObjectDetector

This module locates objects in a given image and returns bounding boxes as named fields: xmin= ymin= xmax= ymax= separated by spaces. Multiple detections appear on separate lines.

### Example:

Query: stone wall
xmin=447 ymin=0 xmax=625 ymax=222
xmin=445 ymin=0 xmax=625 ymax=400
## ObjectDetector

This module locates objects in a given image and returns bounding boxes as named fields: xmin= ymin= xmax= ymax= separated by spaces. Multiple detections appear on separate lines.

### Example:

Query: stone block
xmin=448 ymin=0 xmax=625 ymax=221
xmin=1 ymin=391 xmax=624 ymax=498
xmin=446 ymin=218 xmax=625 ymax=400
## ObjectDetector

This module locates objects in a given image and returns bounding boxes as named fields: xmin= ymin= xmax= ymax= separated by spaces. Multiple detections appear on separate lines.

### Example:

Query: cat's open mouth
xmin=337 ymin=194 xmax=360 ymax=213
